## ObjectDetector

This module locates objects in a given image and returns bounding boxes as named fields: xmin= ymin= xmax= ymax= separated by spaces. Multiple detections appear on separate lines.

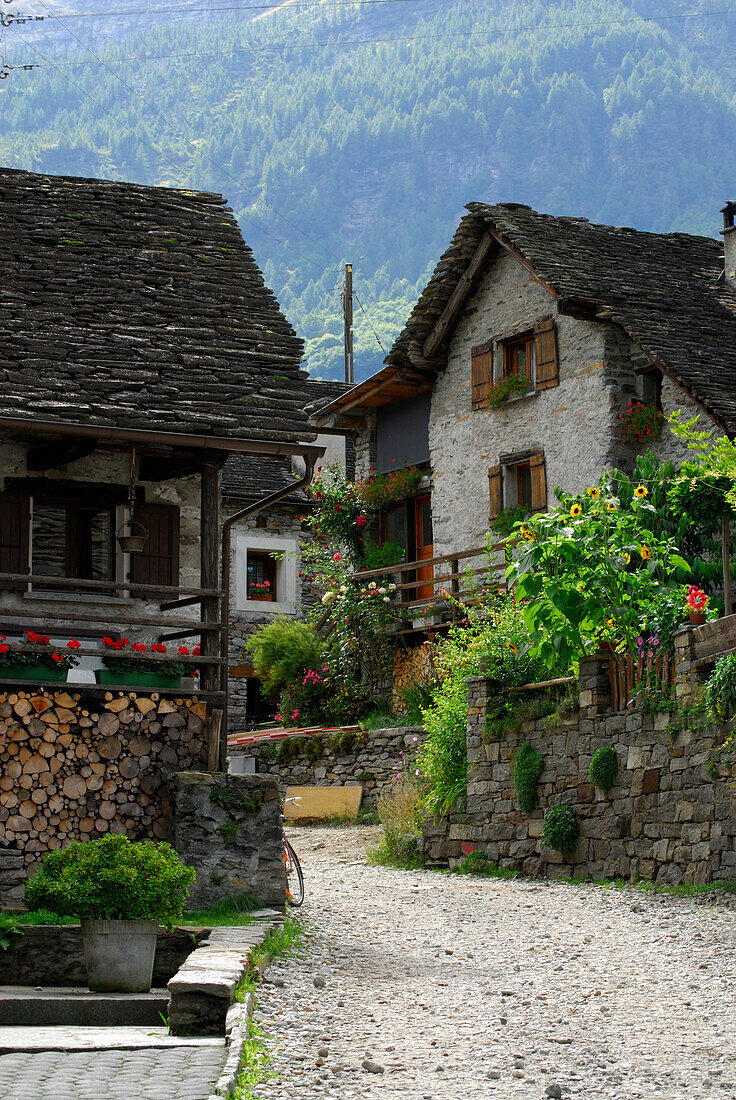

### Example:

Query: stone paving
xmin=254 ymin=826 xmax=736 ymax=1100
xmin=0 ymin=1045 xmax=226 ymax=1100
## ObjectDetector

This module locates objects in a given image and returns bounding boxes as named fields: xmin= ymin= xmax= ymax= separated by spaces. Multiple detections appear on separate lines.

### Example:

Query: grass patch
xmin=597 ymin=876 xmax=736 ymax=900
xmin=366 ymin=844 xmax=424 ymax=870
xmin=446 ymin=851 xmax=518 ymax=879
xmin=231 ymin=1016 xmax=274 ymax=1098
xmin=182 ymin=893 xmax=262 ymax=927
xmin=1 ymin=908 xmax=78 ymax=926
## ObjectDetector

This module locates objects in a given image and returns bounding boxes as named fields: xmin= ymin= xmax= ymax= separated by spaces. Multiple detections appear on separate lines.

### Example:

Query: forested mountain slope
xmin=2 ymin=0 xmax=736 ymax=379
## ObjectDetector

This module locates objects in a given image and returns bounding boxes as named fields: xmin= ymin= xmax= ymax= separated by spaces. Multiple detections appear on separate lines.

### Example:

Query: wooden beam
xmin=485 ymin=227 xmax=561 ymax=300
xmin=26 ymin=439 xmax=97 ymax=472
xmin=724 ymin=514 xmax=733 ymax=617
xmin=139 ymin=450 xmax=226 ymax=482
xmin=423 ymin=233 xmax=495 ymax=359
xmin=200 ymin=463 xmax=222 ymax=710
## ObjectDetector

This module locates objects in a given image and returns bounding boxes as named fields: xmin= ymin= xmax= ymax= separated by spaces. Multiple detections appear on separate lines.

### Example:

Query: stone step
xmin=0 ymin=987 xmax=169 ymax=1028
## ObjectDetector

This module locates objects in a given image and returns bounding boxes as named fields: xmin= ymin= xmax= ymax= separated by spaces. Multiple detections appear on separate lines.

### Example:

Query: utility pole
xmin=341 ymin=262 xmax=354 ymax=385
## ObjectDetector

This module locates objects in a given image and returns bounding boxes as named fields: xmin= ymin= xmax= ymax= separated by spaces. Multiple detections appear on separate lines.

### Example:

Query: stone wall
xmin=241 ymin=726 xmax=426 ymax=802
xmin=170 ymin=772 xmax=286 ymax=909
xmin=0 ymin=688 xmax=210 ymax=906
xmin=421 ymin=634 xmax=736 ymax=885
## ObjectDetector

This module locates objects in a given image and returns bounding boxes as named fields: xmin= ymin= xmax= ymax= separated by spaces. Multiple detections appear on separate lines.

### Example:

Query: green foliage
xmin=513 ymin=742 xmax=544 ymax=813
xmin=24 ymin=836 xmax=195 ymax=927
xmin=209 ymin=784 xmax=237 ymax=810
xmin=542 ymin=805 xmax=581 ymax=853
xmin=416 ymin=671 xmax=470 ymax=814
xmin=398 ymin=679 xmax=437 ymax=724
xmin=308 ymin=464 xmax=376 ymax=564
xmin=589 ymin=746 xmax=619 ymax=791
xmin=486 ymin=373 xmax=531 ymax=408
xmin=325 ymin=728 xmax=360 ymax=754
xmin=0 ymin=913 xmax=22 ymax=951
xmin=491 ymin=505 xmax=528 ymax=539
xmin=449 ymin=851 xmax=517 ymax=879
xmin=704 ymin=655 xmax=736 ymax=724
xmin=508 ymin=469 xmax=692 ymax=665
xmin=246 ymin=620 xmax=324 ymax=700
xmin=371 ymin=771 xmax=424 ymax=868
xmin=621 ymin=400 xmax=665 ymax=444
xmin=183 ymin=893 xmax=262 ymax=927
xmin=361 ymin=540 xmax=406 ymax=572
xmin=358 ymin=466 xmax=424 ymax=508
xmin=219 ymin=820 xmax=238 ymax=845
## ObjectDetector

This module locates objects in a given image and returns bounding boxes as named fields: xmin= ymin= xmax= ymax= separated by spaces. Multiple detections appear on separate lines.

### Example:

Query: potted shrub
xmin=96 ymin=637 xmax=194 ymax=688
xmin=684 ymin=585 xmax=710 ymax=626
xmin=24 ymin=835 xmax=195 ymax=993
xmin=0 ymin=631 xmax=80 ymax=682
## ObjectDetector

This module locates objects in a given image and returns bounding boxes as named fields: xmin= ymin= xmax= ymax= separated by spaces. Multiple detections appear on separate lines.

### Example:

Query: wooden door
xmin=415 ymin=494 xmax=434 ymax=600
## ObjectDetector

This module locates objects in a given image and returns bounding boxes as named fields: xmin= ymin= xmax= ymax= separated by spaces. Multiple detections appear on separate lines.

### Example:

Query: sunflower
xmin=607 ymin=503 xmax=617 ymax=512
xmin=520 ymin=525 xmax=534 ymax=541
xmin=593 ymin=508 xmax=600 ymax=517
xmin=640 ymin=544 xmax=652 ymax=560
xmin=634 ymin=484 xmax=648 ymax=498
xmin=624 ymin=553 xmax=631 ymax=564
xmin=570 ymin=503 xmax=583 ymax=518
xmin=587 ymin=487 xmax=601 ymax=498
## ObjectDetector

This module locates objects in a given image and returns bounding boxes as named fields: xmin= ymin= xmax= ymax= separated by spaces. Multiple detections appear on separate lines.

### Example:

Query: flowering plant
xmin=358 ymin=465 xmax=423 ymax=509
xmin=620 ymin=401 xmax=665 ymax=445
xmin=685 ymin=585 xmax=709 ymax=613
xmin=0 ymin=631 xmax=81 ymax=671
xmin=101 ymin=637 xmax=195 ymax=677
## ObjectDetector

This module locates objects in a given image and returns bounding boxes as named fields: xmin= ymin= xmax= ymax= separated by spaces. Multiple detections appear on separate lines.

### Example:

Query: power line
xmin=8 ymin=7 xmax=736 ymax=70
xmin=354 ymin=289 xmax=386 ymax=355
xmin=13 ymin=6 xmax=341 ymax=268
xmin=4 ymin=0 xmax=440 ymax=23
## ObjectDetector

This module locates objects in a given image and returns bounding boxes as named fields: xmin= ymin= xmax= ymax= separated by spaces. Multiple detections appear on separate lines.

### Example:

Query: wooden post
xmin=342 ymin=263 xmax=354 ymax=385
xmin=200 ymin=462 xmax=221 ymax=707
xmin=723 ymin=513 xmax=733 ymax=617
xmin=206 ymin=708 xmax=223 ymax=773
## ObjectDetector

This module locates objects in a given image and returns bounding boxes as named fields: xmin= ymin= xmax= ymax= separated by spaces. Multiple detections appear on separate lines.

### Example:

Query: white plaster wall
xmin=429 ymin=252 xmax=614 ymax=557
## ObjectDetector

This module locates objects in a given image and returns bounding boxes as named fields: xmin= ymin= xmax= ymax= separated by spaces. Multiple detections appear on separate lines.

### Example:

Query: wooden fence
xmin=608 ymin=652 xmax=674 ymax=712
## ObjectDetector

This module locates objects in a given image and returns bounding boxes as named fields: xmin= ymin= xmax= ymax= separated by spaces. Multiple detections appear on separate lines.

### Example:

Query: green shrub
xmin=416 ymin=672 xmax=469 ymax=814
xmin=589 ymin=746 xmax=619 ymax=791
xmin=219 ymin=820 xmax=238 ymax=845
xmin=513 ymin=742 xmax=544 ymax=813
xmin=399 ymin=679 xmax=437 ymax=725
xmin=246 ymin=620 xmax=324 ymax=699
xmin=371 ymin=772 xmax=424 ymax=868
xmin=704 ymin=654 xmax=736 ymax=724
xmin=542 ymin=805 xmax=580 ymax=853
xmin=24 ymin=836 xmax=195 ymax=928
xmin=209 ymin=783 xmax=236 ymax=810
xmin=302 ymin=736 xmax=323 ymax=762
xmin=451 ymin=851 xmax=517 ymax=879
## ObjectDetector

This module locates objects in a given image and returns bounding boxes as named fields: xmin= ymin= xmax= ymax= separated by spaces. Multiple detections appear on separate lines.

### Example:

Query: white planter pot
xmin=81 ymin=918 xmax=159 ymax=992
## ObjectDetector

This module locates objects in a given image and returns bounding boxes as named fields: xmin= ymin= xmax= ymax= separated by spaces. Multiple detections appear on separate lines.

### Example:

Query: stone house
xmin=223 ymin=380 xmax=353 ymax=732
xmin=311 ymin=202 xmax=736 ymax=581
xmin=0 ymin=166 xmax=321 ymax=888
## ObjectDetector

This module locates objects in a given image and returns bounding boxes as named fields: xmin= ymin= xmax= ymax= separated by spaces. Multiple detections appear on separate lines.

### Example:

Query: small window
xmin=638 ymin=368 xmax=663 ymax=411
xmin=503 ymin=332 xmax=536 ymax=387
xmin=247 ymin=550 xmax=277 ymax=601
xmin=32 ymin=502 xmax=113 ymax=583
xmin=516 ymin=464 xmax=533 ymax=511
xmin=489 ymin=453 xmax=547 ymax=520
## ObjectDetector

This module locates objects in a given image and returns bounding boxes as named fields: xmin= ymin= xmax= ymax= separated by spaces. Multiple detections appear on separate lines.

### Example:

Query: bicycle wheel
xmin=283 ymin=837 xmax=304 ymax=907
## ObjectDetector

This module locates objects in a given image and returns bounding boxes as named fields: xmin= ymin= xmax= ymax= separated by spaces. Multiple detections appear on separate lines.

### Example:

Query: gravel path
xmin=255 ymin=826 xmax=736 ymax=1100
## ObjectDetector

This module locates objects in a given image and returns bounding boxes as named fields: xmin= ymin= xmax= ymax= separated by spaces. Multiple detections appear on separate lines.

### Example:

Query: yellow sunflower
xmin=624 ymin=553 xmax=631 ymax=564
xmin=587 ymin=487 xmax=601 ymax=498
xmin=634 ymin=484 xmax=648 ymax=498
xmin=593 ymin=508 xmax=600 ymax=517
xmin=607 ymin=503 xmax=617 ymax=512
xmin=521 ymin=525 xmax=534 ymax=541
xmin=570 ymin=503 xmax=582 ymax=518
xmin=640 ymin=544 xmax=652 ymax=560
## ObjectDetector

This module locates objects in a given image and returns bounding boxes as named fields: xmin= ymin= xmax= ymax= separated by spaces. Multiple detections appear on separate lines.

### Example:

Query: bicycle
xmin=283 ymin=797 xmax=304 ymax=907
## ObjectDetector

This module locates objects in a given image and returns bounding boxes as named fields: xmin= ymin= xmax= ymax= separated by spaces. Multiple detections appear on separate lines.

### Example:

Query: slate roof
xmin=0 ymin=167 xmax=310 ymax=442
xmin=221 ymin=379 xmax=354 ymax=502
xmin=385 ymin=202 xmax=736 ymax=435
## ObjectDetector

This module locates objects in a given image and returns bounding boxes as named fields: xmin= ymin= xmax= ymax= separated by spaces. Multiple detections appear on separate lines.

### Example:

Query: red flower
xmin=51 ymin=653 xmax=62 ymax=664
xmin=192 ymin=644 xmax=201 ymax=656
xmin=356 ymin=515 xmax=368 ymax=527
xmin=178 ymin=646 xmax=190 ymax=655
xmin=150 ymin=643 xmax=167 ymax=653
xmin=333 ymin=552 xmax=342 ymax=562
xmin=67 ymin=639 xmax=81 ymax=650
xmin=132 ymin=643 xmax=146 ymax=653
xmin=0 ymin=644 xmax=8 ymax=655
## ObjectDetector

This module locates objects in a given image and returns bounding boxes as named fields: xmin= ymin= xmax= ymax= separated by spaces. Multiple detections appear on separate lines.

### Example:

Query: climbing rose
xmin=356 ymin=515 xmax=368 ymax=527
xmin=333 ymin=552 xmax=342 ymax=562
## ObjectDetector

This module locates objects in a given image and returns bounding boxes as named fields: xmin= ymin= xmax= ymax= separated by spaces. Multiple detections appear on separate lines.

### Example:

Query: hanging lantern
xmin=117 ymin=448 xmax=148 ymax=554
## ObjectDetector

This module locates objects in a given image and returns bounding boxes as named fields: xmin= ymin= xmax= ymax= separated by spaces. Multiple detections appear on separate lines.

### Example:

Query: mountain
xmin=2 ymin=0 xmax=736 ymax=380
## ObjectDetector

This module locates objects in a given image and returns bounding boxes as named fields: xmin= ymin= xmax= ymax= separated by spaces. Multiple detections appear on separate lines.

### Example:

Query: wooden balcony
xmin=0 ymin=571 xmax=226 ymax=700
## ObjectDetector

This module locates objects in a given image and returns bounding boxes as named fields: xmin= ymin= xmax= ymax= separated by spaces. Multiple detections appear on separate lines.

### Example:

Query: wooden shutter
xmin=530 ymin=454 xmax=547 ymax=513
xmin=131 ymin=503 xmax=180 ymax=589
xmin=471 ymin=341 xmax=494 ymax=410
xmin=534 ymin=318 xmax=559 ymax=390
xmin=0 ymin=493 xmax=30 ymax=590
xmin=488 ymin=464 xmax=503 ymax=521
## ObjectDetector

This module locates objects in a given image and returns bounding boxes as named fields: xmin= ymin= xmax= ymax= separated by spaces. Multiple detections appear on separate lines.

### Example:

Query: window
xmin=504 ymin=332 xmax=536 ymax=387
xmin=32 ymin=504 xmax=113 ymax=583
xmin=0 ymin=493 xmax=30 ymax=591
xmin=246 ymin=550 xmax=277 ymax=601
xmin=638 ymin=368 xmax=663 ymax=411
xmin=489 ymin=453 xmax=547 ymax=520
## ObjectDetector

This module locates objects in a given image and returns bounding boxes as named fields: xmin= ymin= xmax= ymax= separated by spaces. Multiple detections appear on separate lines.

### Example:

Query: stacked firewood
xmin=0 ymin=690 xmax=209 ymax=865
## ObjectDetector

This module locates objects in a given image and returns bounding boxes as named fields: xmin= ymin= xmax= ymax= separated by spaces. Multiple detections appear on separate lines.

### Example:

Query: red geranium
xmin=132 ymin=643 xmax=146 ymax=653
xmin=178 ymin=646 xmax=190 ymax=655
xmin=67 ymin=639 xmax=81 ymax=650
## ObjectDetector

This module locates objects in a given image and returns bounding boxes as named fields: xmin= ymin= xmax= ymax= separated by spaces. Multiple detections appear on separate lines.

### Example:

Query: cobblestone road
xmin=0 ymin=1045 xmax=226 ymax=1100
xmin=255 ymin=826 xmax=736 ymax=1100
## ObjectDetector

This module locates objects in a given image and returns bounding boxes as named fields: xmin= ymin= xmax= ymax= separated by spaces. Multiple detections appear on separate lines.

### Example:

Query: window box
xmin=471 ymin=318 xmax=559 ymax=411
xmin=248 ymin=592 xmax=274 ymax=603
xmin=94 ymin=669 xmax=182 ymax=689
xmin=0 ymin=663 xmax=68 ymax=683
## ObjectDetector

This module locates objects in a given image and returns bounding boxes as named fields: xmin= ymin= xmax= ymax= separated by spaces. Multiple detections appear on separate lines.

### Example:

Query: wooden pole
xmin=342 ymin=263 xmax=354 ymax=385
xmin=200 ymin=464 xmax=222 ymax=761
xmin=723 ymin=513 xmax=733 ymax=617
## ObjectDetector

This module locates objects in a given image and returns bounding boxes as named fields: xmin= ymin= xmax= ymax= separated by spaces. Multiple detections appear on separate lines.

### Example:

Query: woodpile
xmin=0 ymin=690 xmax=210 ymax=867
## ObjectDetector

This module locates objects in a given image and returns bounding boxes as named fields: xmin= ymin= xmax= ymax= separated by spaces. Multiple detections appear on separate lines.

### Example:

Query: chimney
xmin=721 ymin=202 xmax=736 ymax=289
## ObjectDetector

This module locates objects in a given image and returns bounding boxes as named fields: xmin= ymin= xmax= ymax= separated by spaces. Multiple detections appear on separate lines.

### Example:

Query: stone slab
xmin=285 ymin=784 xmax=363 ymax=820
xmin=0 ymin=1026 xmax=224 ymax=1053
xmin=0 ymin=988 xmax=169 ymax=1028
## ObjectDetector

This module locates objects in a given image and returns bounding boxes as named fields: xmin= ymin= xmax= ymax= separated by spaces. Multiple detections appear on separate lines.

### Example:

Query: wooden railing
xmin=0 ymin=572 xmax=226 ymax=699
xmin=608 ymin=651 xmax=674 ymax=712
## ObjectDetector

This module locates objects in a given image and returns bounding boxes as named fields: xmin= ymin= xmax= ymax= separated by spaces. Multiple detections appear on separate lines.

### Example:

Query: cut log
xmin=53 ymin=693 xmax=79 ymax=709
xmin=97 ymin=736 xmax=122 ymax=760
xmin=119 ymin=757 xmax=140 ymax=779
xmin=62 ymin=774 xmax=87 ymax=800
xmin=97 ymin=712 xmax=120 ymax=735
xmin=29 ymin=696 xmax=53 ymax=715
xmin=13 ymin=700 xmax=32 ymax=717
xmin=86 ymin=775 xmax=104 ymax=792
xmin=22 ymin=754 xmax=47 ymax=774
xmin=19 ymin=799 xmax=36 ymax=819
xmin=104 ymin=697 xmax=129 ymax=713
xmin=128 ymin=737 xmax=151 ymax=758
xmin=134 ymin=697 xmax=156 ymax=716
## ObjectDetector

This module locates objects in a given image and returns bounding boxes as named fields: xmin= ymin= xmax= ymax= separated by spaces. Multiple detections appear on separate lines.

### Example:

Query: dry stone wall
xmin=421 ymin=637 xmax=736 ymax=885
xmin=241 ymin=726 xmax=426 ymax=803
xmin=0 ymin=688 xmax=210 ymax=904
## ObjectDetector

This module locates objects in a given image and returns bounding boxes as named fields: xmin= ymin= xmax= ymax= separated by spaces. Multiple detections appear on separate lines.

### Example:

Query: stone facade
xmin=421 ymin=634 xmax=736 ymax=885
xmin=241 ymin=726 xmax=426 ymax=802
xmin=169 ymin=772 xmax=286 ymax=909
xmin=0 ymin=689 xmax=211 ymax=906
